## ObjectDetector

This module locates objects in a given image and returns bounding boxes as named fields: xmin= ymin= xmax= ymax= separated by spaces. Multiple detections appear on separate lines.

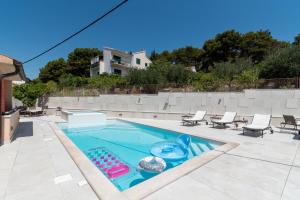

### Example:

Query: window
xmin=136 ymin=58 xmax=141 ymax=65
xmin=114 ymin=68 xmax=122 ymax=75
xmin=145 ymin=63 xmax=148 ymax=67
xmin=112 ymin=55 xmax=121 ymax=64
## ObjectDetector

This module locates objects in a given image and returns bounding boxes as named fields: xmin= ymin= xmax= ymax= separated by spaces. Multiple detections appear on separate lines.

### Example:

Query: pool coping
xmin=49 ymin=119 xmax=239 ymax=200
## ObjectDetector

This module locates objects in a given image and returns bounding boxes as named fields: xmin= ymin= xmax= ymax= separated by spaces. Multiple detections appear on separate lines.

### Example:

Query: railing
xmin=110 ymin=60 xmax=131 ymax=68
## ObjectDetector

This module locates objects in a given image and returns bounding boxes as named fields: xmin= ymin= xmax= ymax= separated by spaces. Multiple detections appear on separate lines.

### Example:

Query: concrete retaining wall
xmin=45 ymin=89 xmax=300 ymax=121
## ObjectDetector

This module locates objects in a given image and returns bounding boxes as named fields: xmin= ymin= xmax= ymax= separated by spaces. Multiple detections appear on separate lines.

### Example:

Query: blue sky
xmin=1 ymin=0 xmax=300 ymax=79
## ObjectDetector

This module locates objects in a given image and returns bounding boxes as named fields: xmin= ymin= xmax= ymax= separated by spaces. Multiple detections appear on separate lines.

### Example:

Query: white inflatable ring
xmin=137 ymin=156 xmax=166 ymax=173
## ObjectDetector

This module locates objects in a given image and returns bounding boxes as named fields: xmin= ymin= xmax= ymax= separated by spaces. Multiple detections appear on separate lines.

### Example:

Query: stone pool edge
xmin=49 ymin=122 xmax=127 ymax=200
xmin=120 ymin=119 xmax=239 ymax=200
xmin=50 ymin=121 xmax=238 ymax=200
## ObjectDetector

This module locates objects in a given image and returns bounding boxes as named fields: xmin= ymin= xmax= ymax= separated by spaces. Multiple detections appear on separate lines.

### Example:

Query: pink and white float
xmin=86 ymin=147 xmax=130 ymax=179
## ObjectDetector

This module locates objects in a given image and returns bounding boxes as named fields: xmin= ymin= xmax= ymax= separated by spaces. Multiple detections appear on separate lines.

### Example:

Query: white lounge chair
xmin=243 ymin=114 xmax=273 ymax=137
xmin=211 ymin=112 xmax=237 ymax=128
xmin=182 ymin=111 xmax=207 ymax=126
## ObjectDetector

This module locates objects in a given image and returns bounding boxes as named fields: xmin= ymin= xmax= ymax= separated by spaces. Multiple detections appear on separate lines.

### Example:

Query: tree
xmin=39 ymin=58 xmax=67 ymax=82
xmin=127 ymin=68 xmax=147 ymax=85
xmin=67 ymin=48 xmax=101 ymax=77
xmin=149 ymin=50 xmax=160 ymax=61
xmin=167 ymin=64 xmax=192 ymax=85
xmin=202 ymin=30 xmax=242 ymax=70
xmin=154 ymin=50 xmax=173 ymax=62
xmin=128 ymin=60 xmax=192 ymax=85
xmin=189 ymin=72 xmax=220 ymax=91
xmin=293 ymin=34 xmax=300 ymax=46
xmin=171 ymin=46 xmax=204 ymax=71
xmin=87 ymin=74 xmax=127 ymax=90
xmin=145 ymin=60 xmax=172 ymax=84
xmin=236 ymin=68 xmax=259 ymax=88
xmin=58 ymin=74 xmax=88 ymax=87
xmin=259 ymin=45 xmax=300 ymax=78
xmin=240 ymin=30 xmax=283 ymax=63
xmin=213 ymin=58 xmax=252 ymax=88
xmin=13 ymin=83 xmax=48 ymax=107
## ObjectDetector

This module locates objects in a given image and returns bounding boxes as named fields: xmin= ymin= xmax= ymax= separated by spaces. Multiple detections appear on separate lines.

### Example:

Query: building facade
xmin=0 ymin=54 xmax=26 ymax=144
xmin=90 ymin=47 xmax=152 ymax=77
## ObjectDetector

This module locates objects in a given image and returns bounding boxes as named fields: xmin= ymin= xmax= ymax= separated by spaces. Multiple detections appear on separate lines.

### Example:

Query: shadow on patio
xmin=12 ymin=121 xmax=33 ymax=141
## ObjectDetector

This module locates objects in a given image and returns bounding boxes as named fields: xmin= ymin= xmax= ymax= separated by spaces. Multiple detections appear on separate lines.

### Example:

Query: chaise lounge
xmin=243 ymin=114 xmax=273 ymax=137
xmin=280 ymin=115 xmax=300 ymax=134
xmin=182 ymin=111 xmax=207 ymax=126
xmin=211 ymin=112 xmax=237 ymax=128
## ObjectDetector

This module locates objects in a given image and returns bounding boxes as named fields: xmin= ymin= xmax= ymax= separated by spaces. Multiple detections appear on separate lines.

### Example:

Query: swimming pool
xmin=61 ymin=110 xmax=106 ymax=128
xmin=58 ymin=119 xmax=222 ymax=191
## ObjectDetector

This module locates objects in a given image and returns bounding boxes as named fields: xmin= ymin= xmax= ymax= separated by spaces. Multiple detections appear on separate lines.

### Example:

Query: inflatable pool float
xmin=150 ymin=134 xmax=191 ymax=161
xmin=86 ymin=147 xmax=130 ymax=179
xmin=108 ymin=165 xmax=129 ymax=179
xmin=150 ymin=142 xmax=188 ymax=161
xmin=137 ymin=156 xmax=166 ymax=173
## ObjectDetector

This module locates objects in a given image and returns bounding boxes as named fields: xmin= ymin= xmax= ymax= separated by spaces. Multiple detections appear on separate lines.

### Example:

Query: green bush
xmin=128 ymin=61 xmax=191 ymax=86
xmin=236 ymin=68 xmax=259 ymax=88
xmin=167 ymin=64 xmax=192 ymax=85
xmin=87 ymin=74 xmax=127 ymax=90
xmin=13 ymin=83 xmax=48 ymax=107
xmin=213 ymin=58 xmax=252 ymax=87
xmin=190 ymin=72 xmax=220 ymax=91
xmin=260 ymin=45 xmax=300 ymax=78
xmin=58 ymin=74 xmax=88 ymax=87
xmin=46 ymin=81 xmax=58 ymax=93
xmin=127 ymin=69 xmax=147 ymax=86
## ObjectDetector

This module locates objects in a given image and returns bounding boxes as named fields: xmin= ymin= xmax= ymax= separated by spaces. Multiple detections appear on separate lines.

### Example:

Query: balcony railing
xmin=110 ymin=60 xmax=131 ymax=68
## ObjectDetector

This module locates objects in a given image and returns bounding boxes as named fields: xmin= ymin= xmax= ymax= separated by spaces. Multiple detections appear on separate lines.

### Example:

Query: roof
xmin=103 ymin=47 xmax=132 ymax=57
xmin=0 ymin=54 xmax=27 ymax=81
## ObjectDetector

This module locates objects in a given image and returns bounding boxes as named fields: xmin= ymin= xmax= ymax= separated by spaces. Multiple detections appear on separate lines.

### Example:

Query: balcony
xmin=110 ymin=60 xmax=131 ymax=68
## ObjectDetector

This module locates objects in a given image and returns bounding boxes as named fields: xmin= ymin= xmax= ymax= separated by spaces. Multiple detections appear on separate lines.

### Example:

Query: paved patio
xmin=0 ymin=116 xmax=98 ymax=200
xmin=1 ymin=116 xmax=300 ymax=200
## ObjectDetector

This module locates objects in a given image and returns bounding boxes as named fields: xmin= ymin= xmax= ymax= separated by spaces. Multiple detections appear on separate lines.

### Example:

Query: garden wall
xmin=45 ymin=89 xmax=300 ymax=120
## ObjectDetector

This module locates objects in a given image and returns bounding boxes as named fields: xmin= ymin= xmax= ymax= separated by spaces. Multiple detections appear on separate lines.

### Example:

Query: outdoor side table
xmin=210 ymin=116 xmax=221 ymax=125
xmin=233 ymin=119 xmax=248 ymax=129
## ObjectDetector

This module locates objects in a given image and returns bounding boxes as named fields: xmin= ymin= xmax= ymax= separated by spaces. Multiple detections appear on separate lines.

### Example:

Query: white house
xmin=90 ymin=47 xmax=152 ymax=77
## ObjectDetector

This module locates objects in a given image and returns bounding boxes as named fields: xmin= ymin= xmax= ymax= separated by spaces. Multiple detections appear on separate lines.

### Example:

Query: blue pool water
xmin=58 ymin=120 xmax=222 ymax=191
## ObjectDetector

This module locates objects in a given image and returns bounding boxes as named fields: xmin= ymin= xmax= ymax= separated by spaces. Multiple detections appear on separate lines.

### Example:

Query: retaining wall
xmin=45 ymin=89 xmax=300 ymax=121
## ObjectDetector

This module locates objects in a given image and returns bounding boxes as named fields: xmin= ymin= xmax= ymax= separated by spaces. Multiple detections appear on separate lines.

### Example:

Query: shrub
xmin=236 ymin=68 xmax=259 ymax=88
xmin=127 ymin=69 xmax=146 ymax=86
xmin=167 ymin=64 xmax=192 ymax=85
xmin=13 ymin=83 xmax=48 ymax=107
xmin=260 ymin=45 xmax=300 ymax=78
xmin=128 ymin=61 xmax=191 ymax=86
xmin=58 ymin=74 xmax=88 ymax=87
xmin=87 ymin=74 xmax=127 ymax=90
xmin=213 ymin=58 xmax=252 ymax=87
xmin=190 ymin=72 xmax=220 ymax=91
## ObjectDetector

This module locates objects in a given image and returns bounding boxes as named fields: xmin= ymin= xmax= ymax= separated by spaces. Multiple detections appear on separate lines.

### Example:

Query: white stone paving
xmin=1 ymin=116 xmax=300 ymax=200
xmin=123 ymin=118 xmax=300 ymax=200
xmin=0 ymin=116 xmax=98 ymax=200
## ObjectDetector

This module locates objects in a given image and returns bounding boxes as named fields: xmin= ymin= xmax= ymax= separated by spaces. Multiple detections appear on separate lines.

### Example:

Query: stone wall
xmin=45 ymin=89 xmax=300 ymax=120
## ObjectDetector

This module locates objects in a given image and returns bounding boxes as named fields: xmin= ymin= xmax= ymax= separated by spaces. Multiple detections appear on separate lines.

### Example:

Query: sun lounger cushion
xmin=243 ymin=114 xmax=271 ymax=130
xmin=212 ymin=112 xmax=236 ymax=124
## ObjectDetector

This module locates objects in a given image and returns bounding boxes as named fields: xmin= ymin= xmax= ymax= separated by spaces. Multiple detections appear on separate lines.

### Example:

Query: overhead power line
xmin=23 ymin=0 xmax=129 ymax=64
